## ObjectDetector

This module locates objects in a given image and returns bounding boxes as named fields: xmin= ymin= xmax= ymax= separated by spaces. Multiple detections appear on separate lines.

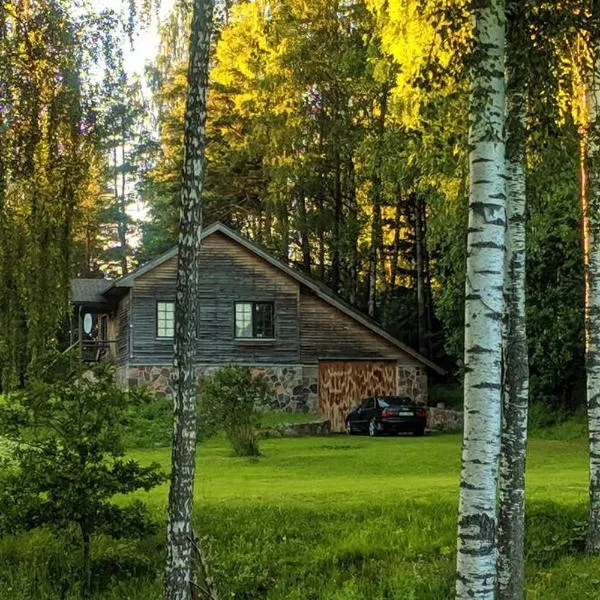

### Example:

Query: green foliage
xmin=197 ymin=365 xmax=271 ymax=456
xmin=0 ymin=354 xmax=166 ymax=597
xmin=122 ymin=394 xmax=172 ymax=449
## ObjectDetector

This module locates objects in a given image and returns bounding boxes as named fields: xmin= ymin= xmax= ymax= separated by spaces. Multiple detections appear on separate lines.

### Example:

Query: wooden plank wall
xmin=299 ymin=293 xmax=418 ymax=365
xmin=130 ymin=232 xmax=299 ymax=364
xmin=116 ymin=295 xmax=129 ymax=366
xmin=319 ymin=360 xmax=398 ymax=432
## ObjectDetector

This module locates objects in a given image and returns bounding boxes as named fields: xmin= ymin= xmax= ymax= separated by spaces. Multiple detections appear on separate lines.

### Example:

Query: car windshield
xmin=378 ymin=397 xmax=413 ymax=408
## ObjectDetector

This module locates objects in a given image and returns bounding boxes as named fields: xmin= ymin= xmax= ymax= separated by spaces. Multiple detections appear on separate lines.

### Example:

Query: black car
xmin=345 ymin=396 xmax=427 ymax=437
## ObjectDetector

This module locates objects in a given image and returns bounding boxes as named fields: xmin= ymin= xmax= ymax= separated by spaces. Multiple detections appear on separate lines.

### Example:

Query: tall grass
xmin=1 ymin=433 xmax=598 ymax=599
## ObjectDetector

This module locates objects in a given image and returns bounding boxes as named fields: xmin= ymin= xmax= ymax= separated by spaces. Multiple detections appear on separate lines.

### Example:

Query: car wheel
xmin=368 ymin=418 xmax=379 ymax=437
xmin=415 ymin=425 xmax=425 ymax=437
xmin=345 ymin=420 xmax=354 ymax=435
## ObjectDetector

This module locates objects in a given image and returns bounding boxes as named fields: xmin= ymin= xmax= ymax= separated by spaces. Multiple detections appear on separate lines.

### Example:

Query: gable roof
xmin=107 ymin=222 xmax=445 ymax=375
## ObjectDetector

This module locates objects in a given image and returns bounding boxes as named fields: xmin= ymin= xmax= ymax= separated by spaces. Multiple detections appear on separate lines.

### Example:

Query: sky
xmin=75 ymin=0 xmax=176 ymax=238
xmin=93 ymin=0 xmax=176 ymax=78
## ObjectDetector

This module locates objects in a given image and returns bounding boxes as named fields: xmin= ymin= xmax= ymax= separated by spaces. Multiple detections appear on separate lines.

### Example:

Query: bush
xmin=122 ymin=394 xmax=172 ymax=448
xmin=197 ymin=366 xmax=271 ymax=456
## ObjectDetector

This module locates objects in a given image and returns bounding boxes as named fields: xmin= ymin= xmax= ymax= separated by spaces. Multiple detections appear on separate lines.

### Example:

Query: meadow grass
xmin=1 ymin=432 xmax=598 ymax=599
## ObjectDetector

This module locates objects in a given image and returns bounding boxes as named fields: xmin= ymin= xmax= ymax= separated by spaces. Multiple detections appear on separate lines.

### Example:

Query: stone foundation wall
xmin=119 ymin=363 xmax=319 ymax=412
xmin=427 ymin=407 xmax=463 ymax=432
xmin=397 ymin=365 xmax=427 ymax=405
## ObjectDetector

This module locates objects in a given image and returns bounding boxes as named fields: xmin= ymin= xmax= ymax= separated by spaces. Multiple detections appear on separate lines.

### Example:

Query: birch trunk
xmin=582 ymin=63 xmax=600 ymax=554
xmin=497 ymin=58 xmax=529 ymax=600
xmin=164 ymin=1 xmax=214 ymax=599
xmin=455 ymin=0 xmax=506 ymax=597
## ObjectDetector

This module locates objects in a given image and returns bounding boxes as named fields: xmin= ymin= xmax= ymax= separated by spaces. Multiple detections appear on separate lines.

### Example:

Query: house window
xmin=235 ymin=302 xmax=274 ymax=339
xmin=157 ymin=302 xmax=175 ymax=338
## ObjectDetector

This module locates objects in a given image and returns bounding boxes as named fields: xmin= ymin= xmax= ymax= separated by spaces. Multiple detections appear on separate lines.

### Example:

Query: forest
xmin=1 ymin=0 xmax=600 ymax=599
xmin=0 ymin=0 xmax=588 ymax=408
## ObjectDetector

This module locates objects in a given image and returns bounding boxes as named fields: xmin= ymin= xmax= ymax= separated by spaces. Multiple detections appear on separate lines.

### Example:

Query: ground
xmin=1 ymin=430 xmax=599 ymax=599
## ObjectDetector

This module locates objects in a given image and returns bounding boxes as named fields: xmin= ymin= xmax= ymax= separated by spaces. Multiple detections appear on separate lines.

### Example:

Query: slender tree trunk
xmin=497 ymin=56 xmax=529 ymax=600
xmin=367 ymin=87 xmax=388 ymax=318
xmin=279 ymin=199 xmax=290 ymax=263
xmin=347 ymin=157 xmax=359 ymax=305
xmin=80 ymin=523 xmax=91 ymax=599
xmin=389 ymin=188 xmax=402 ymax=295
xmin=581 ymin=59 xmax=600 ymax=555
xmin=455 ymin=1 xmax=506 ymax=598
xmin=331 ymin=147 xmax=342 ymax=293
xmin=421 ymin=197 xmax=434 ymax=348
xmin=297 ymin=186 xmax=312 ymax=274
xmin=414 ymin=194 xmax=427 ymax=356
xmin=119 ymin=120 xmax=128 ymax=276
xmin=368 ymin=202 xmax=381 ymax=317
xmin=165 ymin=1 xmax=214 ymax=599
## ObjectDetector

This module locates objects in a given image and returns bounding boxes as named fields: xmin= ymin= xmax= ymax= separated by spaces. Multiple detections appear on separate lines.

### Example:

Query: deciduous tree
xmin=164 ymin=0 xmax=215 ymax=598
xmin=455 ymin=0 xmax=506 ymax=597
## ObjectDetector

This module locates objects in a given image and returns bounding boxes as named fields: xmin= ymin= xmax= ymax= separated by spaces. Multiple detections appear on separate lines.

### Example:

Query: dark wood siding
xmin=116 ymin=295 xmax=130 ymax=366
xmin=299 ymin=292 xmax=419 ymax=365
xmin=130 ymin=232 xmax=299 ymax=364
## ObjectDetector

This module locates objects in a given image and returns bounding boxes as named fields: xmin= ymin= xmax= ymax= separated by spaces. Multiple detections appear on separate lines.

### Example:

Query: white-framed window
xmin=235 ymin=302 xmax=274 ymax=339
xmin=157 ymin=301 xmax=175 ymax=338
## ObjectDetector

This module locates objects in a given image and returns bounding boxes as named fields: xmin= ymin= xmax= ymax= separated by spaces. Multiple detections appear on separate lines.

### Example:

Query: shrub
xmin=197 ymin=366 xmax=271 ymax=456
xmin=0 ymin=352 xmax=166 ymax=598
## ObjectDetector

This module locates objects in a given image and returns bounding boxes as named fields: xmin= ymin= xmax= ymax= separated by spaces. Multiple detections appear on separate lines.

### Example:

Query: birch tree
xmin=455 ymin=0 xmax=506 ymax=597
xmin=497 ymin=4 xmax=529 ymax=596
xmin=581 ymin=52 xmax=600 ymax=556
xmin=164 ymin=0 xmax=214 ymax=598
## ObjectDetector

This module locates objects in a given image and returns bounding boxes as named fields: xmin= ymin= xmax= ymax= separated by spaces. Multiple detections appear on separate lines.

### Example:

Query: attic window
xmin=235 ymin=302 xmax=274 ymax=339
xmin=157 ymin=302 xmax=175 ymax=338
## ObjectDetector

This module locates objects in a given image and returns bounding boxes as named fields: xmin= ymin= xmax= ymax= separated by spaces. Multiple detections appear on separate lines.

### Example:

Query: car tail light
xmin=381 ymin=409 xmax=394 ymax=418
xmin=415 ymin=407 xmax=427 ymax=418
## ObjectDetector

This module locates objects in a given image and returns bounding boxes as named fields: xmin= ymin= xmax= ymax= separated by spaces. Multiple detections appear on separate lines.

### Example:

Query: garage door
xmin=318 ymin=360 xmax=398 ymax=433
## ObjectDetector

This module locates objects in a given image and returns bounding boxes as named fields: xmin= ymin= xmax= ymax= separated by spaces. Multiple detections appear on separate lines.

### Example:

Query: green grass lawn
xmin=1 ymin=432 xmax=598 ymax=599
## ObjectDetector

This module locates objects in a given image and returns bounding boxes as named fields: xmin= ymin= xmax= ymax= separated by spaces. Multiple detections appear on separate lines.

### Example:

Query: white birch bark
xmin=497 ymin=56 xmax=529 ymax=600
xmin=164 ymin=1 xmax=214 ymax=599
xmin=582 ymin=60 xmax=600 ymax=555
xmin=456 ymin=0 xmax=506 ymax=597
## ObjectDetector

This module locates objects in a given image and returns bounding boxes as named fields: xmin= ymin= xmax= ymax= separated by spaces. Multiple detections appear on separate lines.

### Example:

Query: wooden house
xmin=70 ymin=222 xmax=444 ymax=432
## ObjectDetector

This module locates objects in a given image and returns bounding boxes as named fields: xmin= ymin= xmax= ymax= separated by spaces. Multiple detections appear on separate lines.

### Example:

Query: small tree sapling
xmin=0 ymin=352 xmax=166 ymax=598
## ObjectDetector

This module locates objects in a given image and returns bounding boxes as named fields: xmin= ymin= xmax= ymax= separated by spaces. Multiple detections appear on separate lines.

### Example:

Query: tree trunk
xmin=367 ymin=202 xmax=381 ymax=318
xmin=414 ymin=194 xmax=427 ymax=356
xmin=421 ymin=197 xmax=434 ymax=347
xmin=367 ymin=87 xmax=388 ymax=318
xmin=165 ymin=1 xmax=214 ymax=599
xmin=119 ymin=119 xmax=128 ymax=276
xmin=582 ymin=59 xmax=600 ymax=555
xmin=455 ymin=1 xmax=506 ymax=598
xmin=297 ymin=185 xmax=312 ymax=274
xmin=389 ymin=188 xmax=402 ymax=295
xmin=497 ymin=54 xmax=529 ymax=600
xmin=331 ymin=151 xmax=342 ymax=293
xmin=80 ymin=522 xmax=91 ymax=599
xmin=347 ymin=156 xmax=359 ymax=305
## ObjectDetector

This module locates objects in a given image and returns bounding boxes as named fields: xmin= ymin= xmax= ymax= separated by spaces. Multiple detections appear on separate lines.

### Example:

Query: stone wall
xmin=397 ymin=365 xmax=427 ymax=405
xmin=427 ymin=407 xmax=463 ymax=433
xmin=119 ymin=363 xmax=319 ymax=412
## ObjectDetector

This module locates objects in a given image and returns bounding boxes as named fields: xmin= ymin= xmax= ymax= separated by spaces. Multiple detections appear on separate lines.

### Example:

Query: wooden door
xmin=318 ymin=360 xmax=398 ymax=433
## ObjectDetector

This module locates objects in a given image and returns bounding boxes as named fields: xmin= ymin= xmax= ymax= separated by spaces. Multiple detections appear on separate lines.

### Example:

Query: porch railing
xmin=66 ymin=339 xmax=118 ymax=362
